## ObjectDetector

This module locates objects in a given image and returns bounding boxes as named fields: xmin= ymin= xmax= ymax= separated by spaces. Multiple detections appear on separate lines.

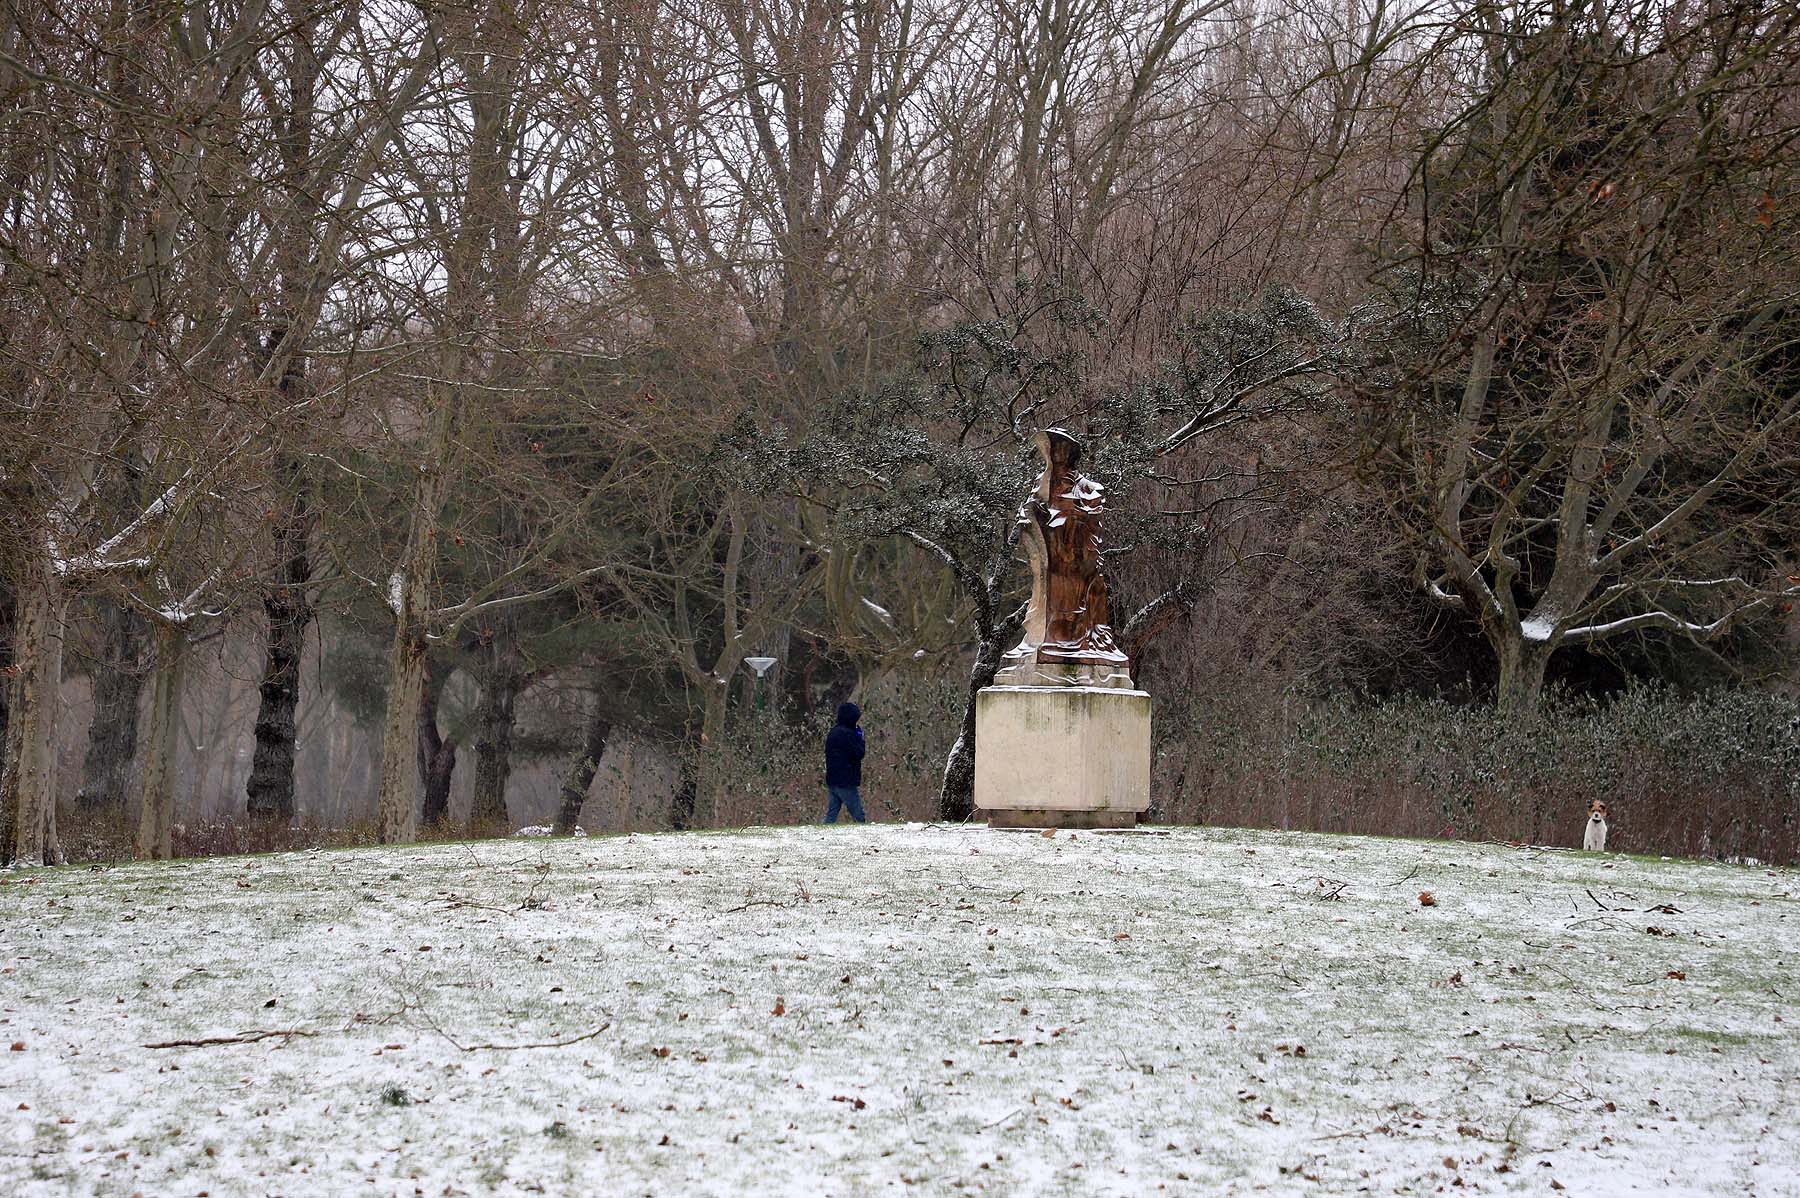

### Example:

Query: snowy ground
xmin=2 ymin=824 xmax=1795 ymax=1197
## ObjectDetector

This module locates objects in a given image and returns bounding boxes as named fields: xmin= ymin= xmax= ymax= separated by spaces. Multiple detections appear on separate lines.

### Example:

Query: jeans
xmin=824 ymin=785 xmax=867 ymax=824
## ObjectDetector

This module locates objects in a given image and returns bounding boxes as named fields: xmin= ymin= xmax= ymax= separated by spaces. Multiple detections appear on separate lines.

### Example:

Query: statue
xmin=995 ymin=429 xmax=1133 ymax=689
xmin=976 ymin=428 xmax=1150 ymax=827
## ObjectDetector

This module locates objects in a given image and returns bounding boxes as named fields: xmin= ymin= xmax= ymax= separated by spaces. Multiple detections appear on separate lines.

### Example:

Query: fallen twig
xmin=440 ymin=1023 xmax=612 ymax=1052
xmin=144 ymin=1028 xmax=319 ymax=1049
xmin=725 ymin=898 xmax=798 ymax=913
xmin=391 ymin=972 xmax=611 ymax=1052
xmin=411 ymin=997 xmax=612 ymax=1052
xmin=438 ymin=895 xmax=517 ymax=917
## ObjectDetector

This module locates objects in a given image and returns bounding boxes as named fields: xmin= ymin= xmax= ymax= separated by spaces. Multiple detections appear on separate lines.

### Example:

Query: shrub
xmin=1164 ymin=684 xmax=1798 ymax=863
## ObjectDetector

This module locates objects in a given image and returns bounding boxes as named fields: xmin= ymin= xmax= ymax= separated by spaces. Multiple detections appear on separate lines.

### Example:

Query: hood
xmin=835 ymin=702 xmax=861 ymax=728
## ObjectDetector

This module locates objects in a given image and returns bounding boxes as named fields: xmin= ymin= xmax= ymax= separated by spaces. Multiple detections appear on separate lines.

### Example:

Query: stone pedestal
xmin=973 ymin=685 xmax=1151 ymax=828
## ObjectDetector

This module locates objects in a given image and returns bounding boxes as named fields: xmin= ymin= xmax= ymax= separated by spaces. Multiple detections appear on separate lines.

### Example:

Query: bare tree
xmin=1362 ymin=1 xmax=1800 ymax=710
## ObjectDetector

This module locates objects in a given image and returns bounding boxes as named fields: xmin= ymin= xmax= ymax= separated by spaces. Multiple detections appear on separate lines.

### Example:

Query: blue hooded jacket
xmin=824 ymin=702 xmax=865 ymax=787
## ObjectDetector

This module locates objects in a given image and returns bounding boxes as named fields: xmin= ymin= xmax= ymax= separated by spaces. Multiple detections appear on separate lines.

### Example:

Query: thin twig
xmin=144 ymin=1028 xmax=319 ymax=1049
xmin=726 ymin=898 xmax=797 ymax=913
xmin=412 ymin=997 xmax=612 ymax=1053
xmin=440 ymin=1023 xmax=612 ymax=1052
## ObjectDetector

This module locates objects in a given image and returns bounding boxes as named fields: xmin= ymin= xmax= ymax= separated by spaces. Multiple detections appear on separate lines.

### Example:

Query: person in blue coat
xmin=822 ymin=702 xmax=868 ymax=823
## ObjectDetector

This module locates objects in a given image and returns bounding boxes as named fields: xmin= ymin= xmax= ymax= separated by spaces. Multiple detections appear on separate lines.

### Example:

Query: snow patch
xmin=2 ymin=826 xmax=1791 ymax=1196
xmin=859 ymin=596 xmax=896 ymax=627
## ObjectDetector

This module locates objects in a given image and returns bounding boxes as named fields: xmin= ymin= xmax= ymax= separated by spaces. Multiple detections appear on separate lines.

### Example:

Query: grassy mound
xmin=2 ymin=825 xmax=1792 ymax=1195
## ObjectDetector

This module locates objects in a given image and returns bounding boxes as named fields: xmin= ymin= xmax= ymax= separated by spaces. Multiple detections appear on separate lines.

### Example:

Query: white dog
xmin=1582 ymin=800 xmax=1609 ymax=852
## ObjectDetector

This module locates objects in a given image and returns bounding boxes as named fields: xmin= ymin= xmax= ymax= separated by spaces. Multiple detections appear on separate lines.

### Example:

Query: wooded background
xmin=2 ymin=0 xmax=1796 ymax=867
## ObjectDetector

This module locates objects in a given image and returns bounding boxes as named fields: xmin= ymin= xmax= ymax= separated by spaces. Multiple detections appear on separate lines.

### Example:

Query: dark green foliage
xmin=1167 ymin=682 xmax=1800 ymax=863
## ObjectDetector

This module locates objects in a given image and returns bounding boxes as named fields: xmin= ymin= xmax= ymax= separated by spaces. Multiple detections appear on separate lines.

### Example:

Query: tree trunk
xmin=375 ymin=395 xmax=452 ymax=845
xmin=244 ymin=476 xmax=311 ymax=822
xmin=1494 ymin=633 xmax=1554 ymax=716
xmin=134 ymin=621 xmax=186 ymax=860
xmin=416 ymin=657 xmax=457 ymax=828
xmin=552 ymin=698 xmax=611 ymax=835
xmin=78 ymin=596 xmax=146 ymax=818
xmin=0 ymin=579 xmax=11 ymax=773
xmin=939 ymin=631 xmax=1007 ymax=823
xmin=422 ymin=738 xmax=457 ymax=830
xmin=469 ymin=629 xmax=520 ymax=830
xmin=1 ymin=556 xmax=66 ymax=865
xmin=245 ymin=4 xmax=324 ymax=823
xmin=670 ymin=751 xmax=698 ymax=831
xmin=0 ymin=584 xmax=13 ymax=767
xmin=376 ymin=616 xmax=430 ymax=843
xmin=695 ymin=675 xmax=732 ymax=826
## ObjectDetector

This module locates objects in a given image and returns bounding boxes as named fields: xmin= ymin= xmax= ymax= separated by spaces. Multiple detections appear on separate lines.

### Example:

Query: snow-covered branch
xmin=1425 ymin=574 xmax=1465 ymax=609
xmin=1559 ymin=607 xmax=1744 ymax=645
xmin=1559 ymin=582 xmax=1799 ymax=645
xmin=51 ymin=471 xmax=199 ymax=579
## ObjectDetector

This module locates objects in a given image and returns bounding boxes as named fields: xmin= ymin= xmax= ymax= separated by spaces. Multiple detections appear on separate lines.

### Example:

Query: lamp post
xmin=741 ymin=656 xmax=778 ymax=825
xmin=743 ymin=655 xmax=777 ymax=714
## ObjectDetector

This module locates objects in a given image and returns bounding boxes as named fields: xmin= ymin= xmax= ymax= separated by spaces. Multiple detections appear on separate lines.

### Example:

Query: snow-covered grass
xmin=2 ymin=824 xmax=1794 ymax=1196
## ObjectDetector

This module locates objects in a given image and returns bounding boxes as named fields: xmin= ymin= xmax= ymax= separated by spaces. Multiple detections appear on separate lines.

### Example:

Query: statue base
xmin=973 ymin=685 xmax=1151 ymax=827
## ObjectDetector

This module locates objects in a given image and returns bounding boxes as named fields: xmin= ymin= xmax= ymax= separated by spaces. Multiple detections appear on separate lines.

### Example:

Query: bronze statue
xmin=995 ymin=429 xmax=1133 ymax=688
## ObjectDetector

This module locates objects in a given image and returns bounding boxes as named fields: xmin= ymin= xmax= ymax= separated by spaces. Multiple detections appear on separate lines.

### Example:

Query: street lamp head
xmin=743 ymin=656 xmax=777 ymax=677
